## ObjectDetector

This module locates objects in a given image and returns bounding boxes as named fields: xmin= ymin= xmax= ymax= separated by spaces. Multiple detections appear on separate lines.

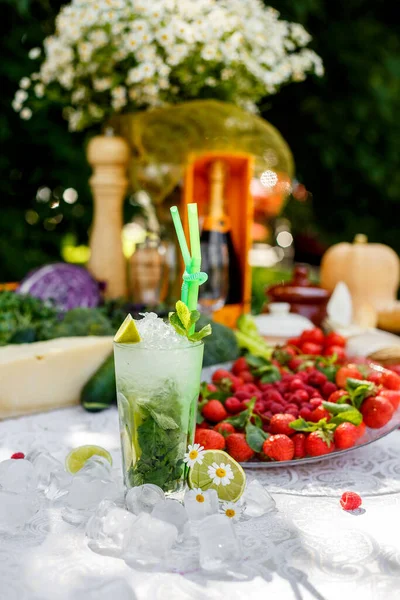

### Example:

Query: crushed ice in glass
xmin=243 ymin=479 xmax=276 ymax=517
xmin=198 ymin=514 xmax=242 ymax=571
xmin=134 ymin=312 xmax=191 ymax=349
xmin=125 ymin=484 xmax=165 ymax=515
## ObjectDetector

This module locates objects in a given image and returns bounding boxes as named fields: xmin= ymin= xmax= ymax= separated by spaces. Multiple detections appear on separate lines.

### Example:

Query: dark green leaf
xmin=225 ymin=409 xmax=250 ymax=430
xmin=322 ymin=401 xmax=354 ymax=414
xmin=245 ymin=422 xmax=268 ymax=452
xmin=246 ymin=354 xmax=269 ymax=368
xmin=289 ymin=418 xmax=319 ymax=432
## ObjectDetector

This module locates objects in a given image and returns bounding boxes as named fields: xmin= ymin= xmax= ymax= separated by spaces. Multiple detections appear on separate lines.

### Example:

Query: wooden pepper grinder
xmin=87 ymin=131 xmax=130 ymax=298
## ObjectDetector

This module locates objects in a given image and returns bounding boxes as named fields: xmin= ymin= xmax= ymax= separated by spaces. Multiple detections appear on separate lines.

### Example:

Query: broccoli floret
xmin=197 ymin=315 xmax=240 ymax=367
xmin=49 ymin=308 xmax=114 ymax=338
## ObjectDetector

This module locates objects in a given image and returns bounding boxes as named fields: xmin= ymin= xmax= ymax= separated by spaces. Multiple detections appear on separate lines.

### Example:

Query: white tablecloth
xmin=1 ymin=405 xmax=399 ymax=600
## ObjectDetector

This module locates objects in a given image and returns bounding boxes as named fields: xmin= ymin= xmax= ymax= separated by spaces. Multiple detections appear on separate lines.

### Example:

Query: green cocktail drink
xmin=114 ymin=313 xmax=204 ymax=498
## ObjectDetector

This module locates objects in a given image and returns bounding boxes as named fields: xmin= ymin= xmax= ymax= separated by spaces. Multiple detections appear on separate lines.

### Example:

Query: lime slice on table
xmin=114 ymin=314 xmax=141 ymax=343
xmin=65 ymin=445 xmax=113 ymax=474
xmin=188 ymin=450 xmax=246 ymax=502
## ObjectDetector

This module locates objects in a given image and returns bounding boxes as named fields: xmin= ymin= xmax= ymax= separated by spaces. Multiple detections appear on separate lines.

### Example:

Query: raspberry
xmin=235 ymin=391 xmax=251 ymax=402
xmin=254 ymin=401 xmax=266 ymax=413
xmin=289 ymin=378 xmax=304 ymax=392
xmin=299 ymin=407 xmax=313 ymax=420
xmin=239 ymin=371 xmax=255 ymax=383
xmin=269 ymin=413 xmax=296 ymax=436
xmin=195 ymin=429 xmax=225 ymax=450
xmin=309 ymin=397 xmax=322 ymax=408
xmin=270 ymin=402 xmax=285 ymax=414
xmin=321 ymin=381 xmax=337 ymax=399
xmin=291 ymin=389 xmax=309 ymax=404
xmin=202 ymin=400 xmax=228 ymax=423
xmin=10 ymin=452 xmax=25 ymax=460
xmin=285 ymin=407 xmax=299 ymax=417
xmin=308 ymin=371 xmax=327 ymax=387
xmin=225 ymin=397 xmax=242 ymax=414
xmin=340 ymin=491 xmax=362 ymax=511
xmin=263 ymin=390 xmax=285 ymax=404
xmin=226 ymin=433 xmax=255 ymax=462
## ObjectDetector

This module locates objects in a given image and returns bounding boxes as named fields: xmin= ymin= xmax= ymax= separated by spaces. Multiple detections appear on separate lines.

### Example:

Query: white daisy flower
xmin=192 ymin=487 xmax=206 ymax=503
xmin=183 ymin=443 xmax=205 ymax=468
xmin=207 ymin=462 xmax=234 ymax=486
xmin=221 ymin=501 xmax=242 ymax=521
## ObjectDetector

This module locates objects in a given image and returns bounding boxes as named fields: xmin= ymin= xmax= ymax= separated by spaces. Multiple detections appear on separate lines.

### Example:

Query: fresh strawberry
xmin=239 ymin=371 xmax=255 ymax=383
xmin=301 ymin=342 xmax=323 ymax=356
xmin=211 ymin=368 xmax=233 ymax=385
xmin=10 ymin=452 xmax=25 ymax=459
xmin=214 ymin=422 xmax=236 ymax=437
xmin=231 ymin=357 xmax=248 ymax=376
xmin=328 ymin=389 xmax=349 ymax=403
xmin=379 ymin=389 xmax=400 ymax=411
xmin=262 ymin=434 xmax=294 ymax=461
xmin=287 ymin=337 xmax=301 ymax=347
xmin=340 ymin=491 xmax=362 ymax=511
xmin=194 ymin=429 xmax=225 ymax=450
xmin=224 ymin=397 xmax=243 ymax=414
xmin=334 ymin=422 xmax=359 ymax=449
xmin=269 ymin=413 xmax=296 ymax=436
xmin=300 ymin=327 xmax=325 ymax=345
xmin=324 ymin=332 xmax=346 ymax=348
xmin=207 ymin=383 xmax=217 ymax=393
xmin=321 ymin=381 xmax=337 ymax=399
xmin=309 ymin=406 xmax=331 ymax=422
xmin=292 ymin=433 xmax=306 ymax=458
xmin=305 ymin=430 xmax=335 ymax=456
xmin=356 ymin=421 xmax=366 ymax=439
xmin=336 ymin=365 xmax=362 ymax=388
xmin=323 ymin=345 xmax=346 ymax=360
xmin=360 ymin=395 xmax=394 ymax=428
xmin=197 ymin=421 xmax=211 ymax=430
xmin=381 ymin=369 xmax=400 ymax=391
xmin=202 ymin=400 xmax=228 ymax=423
xmin=226 ymin=433 xmax=255 ymax=462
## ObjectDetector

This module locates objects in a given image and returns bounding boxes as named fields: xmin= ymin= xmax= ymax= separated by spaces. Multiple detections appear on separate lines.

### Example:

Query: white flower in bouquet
xmin=14 ymin=0 xmax=323 ymax=131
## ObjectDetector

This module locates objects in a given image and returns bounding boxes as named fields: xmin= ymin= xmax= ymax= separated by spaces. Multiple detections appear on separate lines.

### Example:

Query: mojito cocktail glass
xmin=114 ymin=317 xmax=204 ymax=499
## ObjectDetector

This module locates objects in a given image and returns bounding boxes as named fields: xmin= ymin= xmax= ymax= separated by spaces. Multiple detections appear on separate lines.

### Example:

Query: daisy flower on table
xmin=207 ymin=462 xmax=234 ymax=486
xmin=221 ymin=501 xmax=242 ymax=522
xmin=183 ymin=443 xmax=205 ymax=468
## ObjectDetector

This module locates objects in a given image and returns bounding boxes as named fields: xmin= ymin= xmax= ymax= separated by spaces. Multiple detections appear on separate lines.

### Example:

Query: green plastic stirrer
xmin=170 ymin=204 xmax=208 ymax=327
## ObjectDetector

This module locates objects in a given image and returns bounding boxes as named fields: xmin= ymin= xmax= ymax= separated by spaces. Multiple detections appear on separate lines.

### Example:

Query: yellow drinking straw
xmin=170 ymin=204 xmax=208 ymax=323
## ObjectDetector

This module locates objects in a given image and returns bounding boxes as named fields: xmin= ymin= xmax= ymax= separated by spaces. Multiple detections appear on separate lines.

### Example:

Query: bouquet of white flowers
xmin=14 ymin=0 xmax=323 ymax=131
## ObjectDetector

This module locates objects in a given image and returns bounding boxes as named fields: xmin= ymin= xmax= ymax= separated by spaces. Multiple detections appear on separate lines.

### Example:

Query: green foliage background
xmin=1 ymin=0 xmax=399 ymax=281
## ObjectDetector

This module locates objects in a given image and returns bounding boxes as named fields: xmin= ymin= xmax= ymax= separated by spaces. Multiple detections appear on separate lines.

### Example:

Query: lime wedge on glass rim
xmin=114 ymin=314 xmax=141 ymax=343
xmin=188 ymin=449 xmax=246 ymax=502
xmin=65 ymin=445 xmax=112 ymax=474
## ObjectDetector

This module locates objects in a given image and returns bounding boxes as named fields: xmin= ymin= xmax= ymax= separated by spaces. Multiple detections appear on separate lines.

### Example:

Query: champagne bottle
xmin=199 ymin=160 xmax=241 ymax=313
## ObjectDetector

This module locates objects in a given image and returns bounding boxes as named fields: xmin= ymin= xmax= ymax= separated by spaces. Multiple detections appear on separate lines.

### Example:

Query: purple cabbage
xmin=17 ymin=263 xmax=101 ymax=311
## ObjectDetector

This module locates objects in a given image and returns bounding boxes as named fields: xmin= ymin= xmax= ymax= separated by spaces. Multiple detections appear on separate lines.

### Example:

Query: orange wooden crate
xmin=182 ymin=151 xmax=254 ymax=328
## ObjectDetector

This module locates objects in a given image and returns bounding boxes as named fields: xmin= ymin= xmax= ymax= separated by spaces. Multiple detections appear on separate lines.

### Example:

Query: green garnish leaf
xmin=245 ymin=422 xmax=268 ymax=452
xmin=329 ymin=410 xmax=363 ymax=426
xmin=345 ymin=379 xmax=376 ymax=409
xmin=169 ymin=301 xmax=212 ymax=342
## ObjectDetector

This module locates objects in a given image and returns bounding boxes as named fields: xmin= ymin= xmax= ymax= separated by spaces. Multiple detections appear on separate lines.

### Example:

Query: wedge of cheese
xmin=0 ymin=337 xmax=113 ymax=419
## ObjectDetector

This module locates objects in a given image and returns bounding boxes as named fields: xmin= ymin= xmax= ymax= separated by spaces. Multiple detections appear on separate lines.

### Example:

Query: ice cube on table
xmin=198 ymin=514 xmax=242 ymax=571
xmin=71 ymin=578 xmax=137 ymax=600
xmin=26 ymin=449 xmax=65 ymax=491
xmin=0 ymin=459 xmax=38 ymax=493
xmin=44 ymin=469 xmax=73 ymax=501
xmin=243 ymin=479 xmax=276 ymax=517
xmin=152 ymin=498 xmax=189 ymax=538
xmin=124 ymin=512 xmax=178 ymax=566
xmin=64 ymin=456 xmax=120 ymax=510
xmin=0 ymin=490 xmax=40 ymax=531
xmin=125 ymin=484 xmax=165 ymax=515
xmin=184 ymin=488 xmax=219 ymax=521
xmin=86 ymin=500 xmax=137 ymax=557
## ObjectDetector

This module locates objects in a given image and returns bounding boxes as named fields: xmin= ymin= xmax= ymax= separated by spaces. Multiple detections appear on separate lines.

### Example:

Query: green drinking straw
xmin=170 ymin=204 xmax=208 ymax=323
